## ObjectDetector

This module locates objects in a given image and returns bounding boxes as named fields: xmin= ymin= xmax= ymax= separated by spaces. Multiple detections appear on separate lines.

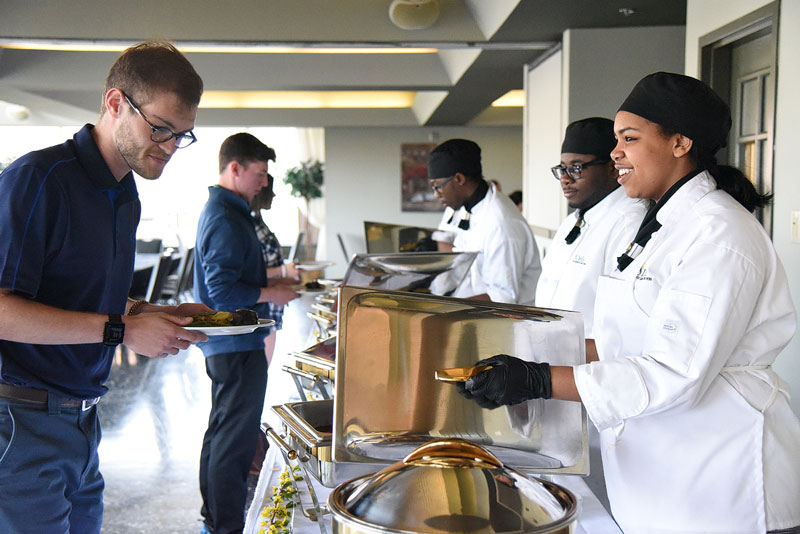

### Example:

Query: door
xmin=730 ymin=32 xmax=775 ymax=232
xmin=700 ymin=2 xmax=778 ymax=235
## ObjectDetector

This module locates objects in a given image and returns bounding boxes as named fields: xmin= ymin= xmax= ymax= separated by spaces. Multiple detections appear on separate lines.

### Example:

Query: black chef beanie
xmin=618 ymin=71 xmax=731 ymax=155
xmin=561 ymin=117 xmax=616 ymax=158
xmin=428 ymin=138 xmax=482 ymax=180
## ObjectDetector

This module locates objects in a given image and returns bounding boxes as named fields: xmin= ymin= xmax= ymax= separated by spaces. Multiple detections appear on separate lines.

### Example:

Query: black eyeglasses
xmin=550 ymin=158 xmax=609 ymax=181
xmin=121 ymin=91 xmax=197 ymax=149
xmin=430 ymin=175 xmax=456 ymax=193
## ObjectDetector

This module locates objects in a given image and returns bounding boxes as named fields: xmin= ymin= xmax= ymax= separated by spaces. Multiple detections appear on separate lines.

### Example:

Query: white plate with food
xmin=185 ymin=318 xmax=275 ymax=336
xmin=296 ymin=260 xmax=335 ymax=270
xmin=293 ymin=282 xmax=327 ymax=294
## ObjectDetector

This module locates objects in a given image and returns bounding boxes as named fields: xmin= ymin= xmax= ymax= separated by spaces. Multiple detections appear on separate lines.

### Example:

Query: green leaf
xmin=283 ymin=159 xmax=325 ymax=201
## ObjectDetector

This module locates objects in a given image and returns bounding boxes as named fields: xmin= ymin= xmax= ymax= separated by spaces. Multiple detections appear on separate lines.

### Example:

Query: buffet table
xmin=247 ymin=283 xmax=622 ymax=534
xmin=244 ymin=445 xmax=622 ymax=534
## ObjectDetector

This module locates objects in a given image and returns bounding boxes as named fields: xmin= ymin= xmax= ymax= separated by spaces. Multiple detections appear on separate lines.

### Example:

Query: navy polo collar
xmin=73 ymin=124 xmax=135 ymax=191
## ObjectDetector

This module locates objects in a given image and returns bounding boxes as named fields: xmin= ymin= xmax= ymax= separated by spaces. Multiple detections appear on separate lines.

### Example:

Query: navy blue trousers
xmin=199 ymin=350 xmax=267 ymax=534
xmin=0 ymin=399 xmax=103 ymax=533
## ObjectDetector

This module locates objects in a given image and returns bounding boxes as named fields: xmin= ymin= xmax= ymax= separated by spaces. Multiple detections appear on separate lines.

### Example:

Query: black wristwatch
xmin=103 ymin=313 xmax=125 ymax=347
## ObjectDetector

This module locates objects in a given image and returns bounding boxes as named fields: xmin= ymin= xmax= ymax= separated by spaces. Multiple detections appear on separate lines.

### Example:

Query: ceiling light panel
xmin=200 ymin=91 xmax=418 ymax=109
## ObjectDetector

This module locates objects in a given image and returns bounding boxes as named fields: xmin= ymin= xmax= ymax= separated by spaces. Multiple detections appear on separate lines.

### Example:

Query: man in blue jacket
xmin=194 ymin=132 xmax=299 ymax=534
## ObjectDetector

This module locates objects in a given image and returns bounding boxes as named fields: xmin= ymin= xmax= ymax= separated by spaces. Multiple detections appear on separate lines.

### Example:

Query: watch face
xmin=103 ymin=321 xmax=125 ymax=346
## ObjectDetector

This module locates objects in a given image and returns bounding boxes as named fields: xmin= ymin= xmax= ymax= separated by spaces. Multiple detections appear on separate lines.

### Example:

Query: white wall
xmin=322 ymin=126 xmax=522 ymax=278
xmin=524 ymin=26 xmax=685 ymax=240
xmin=524 ymin=51 xmax=564 ymax=234
xmin=686 ymin=0 xmax=800 ymax=416
xmin=564 ymin=26 xmax=685 ymax=123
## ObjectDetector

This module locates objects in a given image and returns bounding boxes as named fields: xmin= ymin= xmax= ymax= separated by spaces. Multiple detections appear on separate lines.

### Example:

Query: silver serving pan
xmin=284 ymin=336 xmax=337 ymax=400
xmin=271 ymin=400 xmax=381 ymax=487
xmin=341 ymin=251 xmax=477 ymax=296
xmin=332 ymin=286 xmax=588 ymax=477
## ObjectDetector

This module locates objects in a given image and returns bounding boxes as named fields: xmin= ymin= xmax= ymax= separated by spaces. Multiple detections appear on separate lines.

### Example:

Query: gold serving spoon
xmin=434 ymin=365 xmax=492 ymax=383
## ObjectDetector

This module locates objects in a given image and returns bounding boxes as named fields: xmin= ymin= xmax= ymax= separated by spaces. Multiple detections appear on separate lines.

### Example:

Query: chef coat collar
xmin=564 ymin=210 xmax=585 ymax=244
xmin=449 ymin=179 xmax=490 ymax=230
xmin=616 ymin=169 xmax=700 ymax=271
xmin=563 ymin=185 xmax=625 ymax=245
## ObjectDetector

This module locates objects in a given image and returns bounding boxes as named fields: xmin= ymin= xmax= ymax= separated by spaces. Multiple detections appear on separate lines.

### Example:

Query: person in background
xmin=250 ymin=173 xmax=300 ymax=365
xmin=428 ymin=138 xmax=541 ymax=305
xmin=459 ymin=72 xmax=800 ymax=533
xmin=194 ymin=133 xmax=299 ymax=534
xmin=0 ymin=40 xmax=209 ymax=533
xmin=435 ymin=178 xmax=508 ymax=252
xmin=534 ymin=116 xmax=647 ymax=512
xmin=508 ymin=189 xmax=523 ymax=212
xmin=536 ymin=117 xmax=646 ymax=339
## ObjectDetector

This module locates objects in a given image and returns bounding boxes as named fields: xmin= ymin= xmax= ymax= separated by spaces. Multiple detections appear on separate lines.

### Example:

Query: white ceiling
xmin=0 ymin=0 xmax=686 ymax=128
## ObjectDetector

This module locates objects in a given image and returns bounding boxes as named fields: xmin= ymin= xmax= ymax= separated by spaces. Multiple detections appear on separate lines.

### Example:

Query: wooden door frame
xmin=699 ymin=1 xmax=779 ymax=235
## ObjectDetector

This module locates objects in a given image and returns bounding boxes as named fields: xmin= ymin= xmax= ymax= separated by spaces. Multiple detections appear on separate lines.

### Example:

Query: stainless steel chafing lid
xmin=341 ymin=251 xmax=478 ymax=296
xmin=329 ymin=439 xmax=578 ymax=533
xmin=333 ymin=287 xmax=588 ymax=475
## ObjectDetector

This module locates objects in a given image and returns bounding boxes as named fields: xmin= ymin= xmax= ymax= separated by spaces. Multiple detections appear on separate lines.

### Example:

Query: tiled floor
xmin=99 ymin=294 xmax=318 ymax=534
xmin=98 ymin=346 xmax=211 ymax=534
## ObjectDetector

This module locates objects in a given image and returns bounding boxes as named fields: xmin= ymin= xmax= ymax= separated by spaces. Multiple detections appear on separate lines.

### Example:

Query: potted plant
xmin=283 ymin=159 xmax=324 ymax=260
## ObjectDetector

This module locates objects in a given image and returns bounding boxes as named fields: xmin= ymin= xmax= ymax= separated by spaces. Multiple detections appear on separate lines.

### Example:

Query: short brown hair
xmin=218 ymin=133 xmax=276 ymax=174
xmin=101 ymin=39 xmax=203 ymax=113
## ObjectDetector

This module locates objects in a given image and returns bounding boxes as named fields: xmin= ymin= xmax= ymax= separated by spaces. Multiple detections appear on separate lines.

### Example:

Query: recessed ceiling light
xmin=491 ymin=90 xmax=524 ymax=107
xmin=199 ymin=91 xmax=417 ymax=109
xmin=0 ymin=40 xmax=437 ymax=55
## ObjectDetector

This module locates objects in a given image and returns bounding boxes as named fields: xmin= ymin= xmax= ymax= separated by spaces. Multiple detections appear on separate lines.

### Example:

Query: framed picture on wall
xmin=400 ymin=143 xmax=439 ymax=212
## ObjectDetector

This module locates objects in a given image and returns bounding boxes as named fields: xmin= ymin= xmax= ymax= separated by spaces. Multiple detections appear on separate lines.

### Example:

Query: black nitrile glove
xmin=461 ymin=354 xmax=552 ymax=407
xmin=455 ymin=381 xmax=503 ymax=410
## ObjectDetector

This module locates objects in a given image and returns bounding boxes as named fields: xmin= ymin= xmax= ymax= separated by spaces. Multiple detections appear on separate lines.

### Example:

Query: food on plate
xmin=190 ymin=309 xmax=259 ymax=327
xmin=304 ymin=280 xmax=323 ymax=290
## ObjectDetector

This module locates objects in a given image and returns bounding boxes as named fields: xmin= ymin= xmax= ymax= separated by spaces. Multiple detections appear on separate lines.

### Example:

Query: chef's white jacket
xmin=535 ymin=187 xmax=646 ymax=337
xmin=574 ymin=171 xmax=800 ymax=533
xmin=449 ymin=185 xmax=541 ymax=305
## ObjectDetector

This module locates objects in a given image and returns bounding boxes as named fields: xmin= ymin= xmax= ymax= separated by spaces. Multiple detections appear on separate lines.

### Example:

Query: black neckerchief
xmin=448 ymin=179 xmax=490 ymax=230
xmin=564 ymin=209 xmax=585 ymax=244
xmin=616 ymin=169 xmax=701 ymax=271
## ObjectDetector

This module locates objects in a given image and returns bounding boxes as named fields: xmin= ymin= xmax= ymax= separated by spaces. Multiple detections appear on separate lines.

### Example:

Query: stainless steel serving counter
xmin=243 ymin=445 xmax=622 ymax=534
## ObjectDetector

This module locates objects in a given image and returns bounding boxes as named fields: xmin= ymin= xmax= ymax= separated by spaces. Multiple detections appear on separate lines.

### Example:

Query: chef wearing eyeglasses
xmin=535 ymin=117 xmax=646 ymax=339
xmin=428 ymin=139 xmax=541 ymax=305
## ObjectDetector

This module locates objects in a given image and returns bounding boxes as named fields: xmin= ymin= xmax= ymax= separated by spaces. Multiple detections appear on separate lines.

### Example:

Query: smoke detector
xmin=389 ymin=0 xmax=440 ymax=30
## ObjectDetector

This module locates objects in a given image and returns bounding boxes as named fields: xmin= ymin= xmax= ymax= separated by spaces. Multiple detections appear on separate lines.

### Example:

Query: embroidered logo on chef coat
xmin=635 ymin=265 xmax=652 ymax=281
xmin=662 ymin=320 xmax=679 ymax=335
xmin=571 ymin=254 xmax=586 ymax=265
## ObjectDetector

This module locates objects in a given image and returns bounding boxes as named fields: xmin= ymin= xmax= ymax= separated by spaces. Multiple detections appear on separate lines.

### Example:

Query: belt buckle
xmin=81 ymin=397 xmax=99 ymax=411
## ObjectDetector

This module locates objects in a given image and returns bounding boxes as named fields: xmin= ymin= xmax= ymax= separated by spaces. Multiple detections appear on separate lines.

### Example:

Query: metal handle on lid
xmin=402 ymin=438 xmax=503 ymax=468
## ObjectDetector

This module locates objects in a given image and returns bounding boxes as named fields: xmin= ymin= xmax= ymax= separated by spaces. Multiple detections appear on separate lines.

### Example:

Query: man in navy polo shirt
xmin=194 ymin=133 xmax=299 ymax=534
xmin=0 ymin=41 xmax=209 ymax=533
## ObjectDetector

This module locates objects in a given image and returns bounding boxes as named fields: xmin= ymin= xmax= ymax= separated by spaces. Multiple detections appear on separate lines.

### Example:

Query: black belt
xmin=0 ymin=383 xmax=100 ymax=411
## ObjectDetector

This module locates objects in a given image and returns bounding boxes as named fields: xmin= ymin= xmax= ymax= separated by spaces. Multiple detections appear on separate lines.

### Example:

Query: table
xmin=134 ymin=252 xmax=162 ymax=273
xmin=244 ymin=445 xmax=622 ymax=534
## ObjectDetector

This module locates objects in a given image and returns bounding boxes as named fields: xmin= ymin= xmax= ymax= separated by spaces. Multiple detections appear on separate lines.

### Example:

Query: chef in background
xmin=535 ymin=117 xmax=647 ymax=511
xmin=428 ymin=138 xmax=541 ymax=305
xmin=536 ymin=117 xmax=646 ymax=340
xmin=459 ymin=72 xmax=800 ymax=533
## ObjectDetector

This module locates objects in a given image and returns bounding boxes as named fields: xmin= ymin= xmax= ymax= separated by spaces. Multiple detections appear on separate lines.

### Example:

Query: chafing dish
xmin=284 ymin=336 xmax=337 ymax=400
xmin=274 ymin=286 xmax=588 ymax=488
xmin=341 ymin=251 xmax=477 ymax=296
xmin=270 ymin=399 xmax=382 ymax=487
xmin=329 ymin=439 xmax=578 ymax=534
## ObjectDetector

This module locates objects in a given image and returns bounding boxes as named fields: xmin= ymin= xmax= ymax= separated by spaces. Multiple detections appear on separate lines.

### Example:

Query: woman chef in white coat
xmin=459 ymin=72 xmax=800 ymax=534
